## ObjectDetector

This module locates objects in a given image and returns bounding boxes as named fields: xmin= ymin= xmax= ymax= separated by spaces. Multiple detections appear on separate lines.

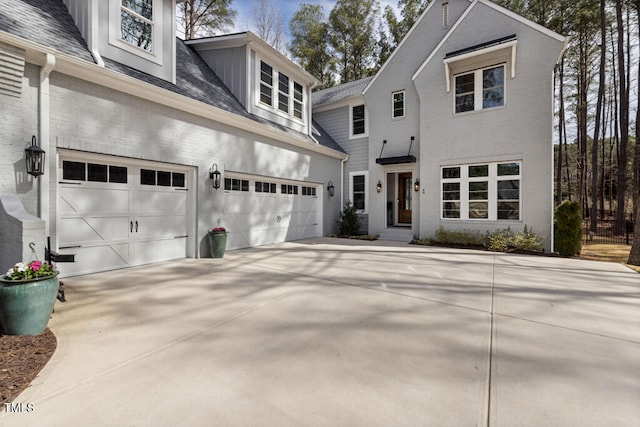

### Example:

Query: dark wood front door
xmin=398 ymin=173 xmax=412 ymax=224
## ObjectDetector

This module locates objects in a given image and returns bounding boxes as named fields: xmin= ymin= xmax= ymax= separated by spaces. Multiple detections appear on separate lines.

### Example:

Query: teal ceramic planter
xmin=0 ymin=272 xmax=59 ymax=335
xmin=208 ymin=232 xmax=228 ymax=258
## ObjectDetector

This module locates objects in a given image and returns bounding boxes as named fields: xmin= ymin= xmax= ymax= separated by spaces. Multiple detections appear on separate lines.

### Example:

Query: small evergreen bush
xmin=337 ymin=202 xmax=361 ymax=236
xmin=555 ymin=201 xmax=582 ymax=256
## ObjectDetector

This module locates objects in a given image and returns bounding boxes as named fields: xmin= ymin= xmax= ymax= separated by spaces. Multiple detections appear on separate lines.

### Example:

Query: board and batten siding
xmin=197 ymin=46 xmax=248 ymax=110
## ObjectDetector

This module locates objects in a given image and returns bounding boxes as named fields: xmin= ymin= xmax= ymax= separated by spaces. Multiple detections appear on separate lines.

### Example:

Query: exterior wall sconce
xmin=209 ymin=164 xmax=221 ymax=189
xmin=376 ymin=180 xmax=383 ymax=193
xmin=414 ymin=179 xmax=420 ymax=192
xmin=25 ymin=135 xmax=46 ymax=177
xmin=327 ymin=181 xmax=335 ymax=197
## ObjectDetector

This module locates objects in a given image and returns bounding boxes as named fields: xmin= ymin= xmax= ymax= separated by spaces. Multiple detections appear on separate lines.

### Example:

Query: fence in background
xmin=582 ymin=217 xmax=634 ymax=245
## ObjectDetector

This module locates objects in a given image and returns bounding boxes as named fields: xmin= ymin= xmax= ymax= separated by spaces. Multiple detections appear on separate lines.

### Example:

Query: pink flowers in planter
xmin=211 ymin=227 xmax=227 ymax=233
xmin=5 ymin=260 xmax=56 ymax=281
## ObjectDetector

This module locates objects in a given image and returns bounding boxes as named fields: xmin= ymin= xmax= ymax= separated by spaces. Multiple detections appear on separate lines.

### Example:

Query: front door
xmin=398 ymin=173 xmax=412 ymax=224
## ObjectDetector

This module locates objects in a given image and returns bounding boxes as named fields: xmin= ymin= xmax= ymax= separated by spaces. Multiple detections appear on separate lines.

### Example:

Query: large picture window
xmin=120 ymin=0 xmax=154 ymax=53
xmin=455 ymin=65 xmax=505 ymax=114
xmin=441 ymin=161 xmax=520 ymax=220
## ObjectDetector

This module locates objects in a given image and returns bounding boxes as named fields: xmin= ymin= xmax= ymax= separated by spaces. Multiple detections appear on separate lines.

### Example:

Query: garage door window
xmin=63 ymin=161 xmax=129 ymax=184
xmin=301 ymin=186 xmax=316 ymax=196
xmin=141 ymin=169 xmax=186 ymax=187
xmin=256 ymin=181 xmax=277 ymax=193
xmin=225 ymin=178 xmax=249 ymax=191
xmin=281 ymin=184 xmax=298 ymax=195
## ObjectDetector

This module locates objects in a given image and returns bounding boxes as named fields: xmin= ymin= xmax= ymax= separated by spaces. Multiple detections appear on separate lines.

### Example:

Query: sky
xmin=229 ymin=0 xmax=399 ymax=38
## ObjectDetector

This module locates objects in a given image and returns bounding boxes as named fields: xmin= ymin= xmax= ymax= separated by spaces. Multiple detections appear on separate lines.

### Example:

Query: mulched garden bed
xmin=0 ymin=329 xmax=56 ymax=406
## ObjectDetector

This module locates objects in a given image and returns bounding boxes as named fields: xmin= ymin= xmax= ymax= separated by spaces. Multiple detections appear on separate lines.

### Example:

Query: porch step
xmin=377 ymin=227 xmax=415 ymax=242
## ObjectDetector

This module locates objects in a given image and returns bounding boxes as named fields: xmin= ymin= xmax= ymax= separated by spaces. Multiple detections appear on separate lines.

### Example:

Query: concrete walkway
xmin=1 ymin=238 xmax=639 ymax=426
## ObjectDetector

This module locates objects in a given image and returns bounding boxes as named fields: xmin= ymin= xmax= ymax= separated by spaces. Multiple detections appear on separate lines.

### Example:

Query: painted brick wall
xmin=0 ymin=64 xmax=40 ymax=216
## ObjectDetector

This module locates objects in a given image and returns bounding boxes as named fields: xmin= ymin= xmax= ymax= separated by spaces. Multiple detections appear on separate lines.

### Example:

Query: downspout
xmin=88 ymin=0 xmax=104 ymax=67
xmin=39 ymin=53 xmax=55 ymax=236
xmin=340 ymin=155 xmax=349 ymax=209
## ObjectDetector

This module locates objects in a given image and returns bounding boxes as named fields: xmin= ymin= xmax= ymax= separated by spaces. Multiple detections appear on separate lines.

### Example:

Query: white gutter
xmin=39 ymin=53 xmax=55 ymax=236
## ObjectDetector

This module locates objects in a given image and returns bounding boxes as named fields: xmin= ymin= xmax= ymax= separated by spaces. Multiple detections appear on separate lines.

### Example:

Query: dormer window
xmin=120 ymin=0 xmax=154 ymax=53
xmin=257 ymin=58 xmax=306 ymax=122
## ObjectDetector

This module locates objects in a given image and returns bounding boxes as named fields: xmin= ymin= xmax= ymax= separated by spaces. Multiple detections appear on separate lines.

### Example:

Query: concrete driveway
xmin=2 ymin=238 xmax=639 ymax=426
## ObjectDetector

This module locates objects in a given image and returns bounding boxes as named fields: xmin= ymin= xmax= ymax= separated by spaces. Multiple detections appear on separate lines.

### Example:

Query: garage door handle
xmin=135 ymin=221 xmax=138 ymax=233
xmin=130 ymin=221 xmax=133 ymax=233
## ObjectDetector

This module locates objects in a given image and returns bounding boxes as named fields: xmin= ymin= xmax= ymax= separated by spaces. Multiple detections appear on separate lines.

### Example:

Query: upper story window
xmin=257 ymin=59 xmax=305 ymax=122
xmin=120 ymin=0 xmax=154 ymax=53
xmin=350 ymin=104 xmax=367 ymax=138
xmin=278 ymin=73 xmax=290 ymax=113
xmin=455 ymin=65 xmax=505 ymax=114
xmin=260 ymin=61 xmax=273 ymax=105
xmin=392 ymin=91 xmax=405 ymax=119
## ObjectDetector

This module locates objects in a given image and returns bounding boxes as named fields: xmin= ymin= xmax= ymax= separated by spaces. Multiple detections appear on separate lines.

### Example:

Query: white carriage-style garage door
xmin=56 ymin=155 xmax=191 ymax=277
xmin=222 ymin=174 xmax=322 ymax=250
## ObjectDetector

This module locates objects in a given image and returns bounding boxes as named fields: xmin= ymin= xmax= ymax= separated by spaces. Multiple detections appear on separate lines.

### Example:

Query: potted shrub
xmin=0 ymin=260 xmax=59 ymax=335
xmin=208 ymin=227 xmax=228 ymax=258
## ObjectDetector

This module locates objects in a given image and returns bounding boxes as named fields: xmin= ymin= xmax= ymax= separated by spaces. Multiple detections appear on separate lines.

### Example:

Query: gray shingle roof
xmin=312 ymin=76 xmax=373 ymax=108
xmin=0 ymin=0 xmax=93 ymax=62
xmin=0 ymin=0 xmax=344 ymax=154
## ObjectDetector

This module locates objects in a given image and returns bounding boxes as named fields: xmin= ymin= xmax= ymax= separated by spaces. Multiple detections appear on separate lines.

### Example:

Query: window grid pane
xmin=455 ymin=73 xmax=474 ymax=113
xmin=393 ymin=92 xmax=404 ymax=118
xmin=352 ymin=105 xmax=365 ymax=135
xmin=483 ymin=66 xmax=504 ymax=109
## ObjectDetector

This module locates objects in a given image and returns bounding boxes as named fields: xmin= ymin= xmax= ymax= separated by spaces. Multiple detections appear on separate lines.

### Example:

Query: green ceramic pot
xmin=0 ymin=272 xmax=59 ymax=335
xmin=208 ymin=232 xmax=228 ymax=258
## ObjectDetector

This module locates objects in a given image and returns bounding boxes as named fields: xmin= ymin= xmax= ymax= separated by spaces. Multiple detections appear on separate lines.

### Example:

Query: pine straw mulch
xmin=0 ymin=328 xmax=56 ymax=406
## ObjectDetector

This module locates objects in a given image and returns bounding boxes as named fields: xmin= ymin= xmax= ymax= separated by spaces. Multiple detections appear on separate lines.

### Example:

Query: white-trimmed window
xmin=350 ymin=104 xmax=367 ymax=138
xmin=257 ymin=59 xmax=305 ymax=122
xmin=120 ymin=0 xmax=154 ymax=52
xmin=392 ymin=91 xmax=405 ymax=119
xmin=259 ymin=61 xmax=274 ymax=106
xmin=455 ymin=64 xmax=505 ymax=114
xmin=441 ymin=161 xmax=520 ymax=220
xmin=349 ymin=171 xmax=369 ymax=212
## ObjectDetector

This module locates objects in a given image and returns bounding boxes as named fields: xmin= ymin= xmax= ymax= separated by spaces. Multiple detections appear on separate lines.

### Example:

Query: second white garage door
xmin=222 ymin=175 xmax=322 ymax=250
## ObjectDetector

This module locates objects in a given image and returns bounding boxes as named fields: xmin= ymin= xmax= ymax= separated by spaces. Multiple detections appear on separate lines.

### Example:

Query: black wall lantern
xmin=25 ymin=135 xmax=46 ymax=177
xmin=209 ymin=164 xmax=221 ymax=189
xmin=376 ymin=180 xmax=383 ymax=193
xmin=414 ymin=179 xmax=420 ymax=192
xmin=327 ymin=181 xmax=335 ymax=197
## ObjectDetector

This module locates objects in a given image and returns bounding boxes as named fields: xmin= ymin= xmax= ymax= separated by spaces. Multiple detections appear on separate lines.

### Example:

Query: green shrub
xmin=337 ymin=202 xmax=361 ymax=236
xmin=555 ymin=201 xmax=582 ymax=256
xmin=434 ymin=227 xmax=485 ymax=246
xmin=486 ymin=226 xmax=543 ymax=253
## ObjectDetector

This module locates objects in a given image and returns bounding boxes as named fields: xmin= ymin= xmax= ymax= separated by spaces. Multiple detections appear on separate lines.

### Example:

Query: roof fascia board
xmin=412 ymin=0 xmax=478 ymax=82
xmin=0 ymin=31 xmax=346 ymax=161
xmin=362 ymin=0 xmax=441 ymax=95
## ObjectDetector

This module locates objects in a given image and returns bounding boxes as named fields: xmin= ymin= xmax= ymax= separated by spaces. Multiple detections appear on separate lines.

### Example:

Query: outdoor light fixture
xmin=327 ymin=181 xmax=335 ymax=197
xmin=209 ymin=164 xmax=221 ymax=189
xmin=377 ymin=180 xmax=383 ymax=193
xmin=414 ymin=179 xmax=420 ymax=192
xmin=25 ymin=135 xmax=45 ymax=177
